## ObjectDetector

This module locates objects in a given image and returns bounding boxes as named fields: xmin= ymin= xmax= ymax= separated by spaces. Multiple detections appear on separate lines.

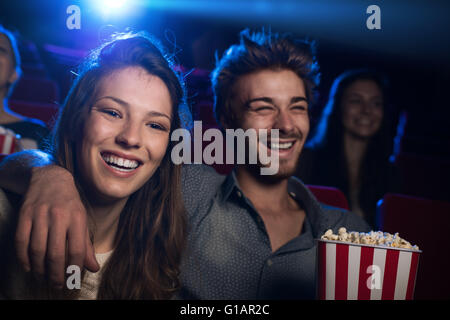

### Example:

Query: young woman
xmin=296 ymin=69 xmax=397 ymax=227
xmin=0 ymin=32 xmax=190 ymax=299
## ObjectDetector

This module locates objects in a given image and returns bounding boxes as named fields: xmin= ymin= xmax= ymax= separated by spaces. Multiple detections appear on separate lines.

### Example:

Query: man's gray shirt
xmin=179 ymin=164 xmax=370 ymax=299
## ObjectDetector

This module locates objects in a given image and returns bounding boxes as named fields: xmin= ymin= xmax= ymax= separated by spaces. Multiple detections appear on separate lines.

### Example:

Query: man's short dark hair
xmin=211 ymin=28 xmax=320 ymax=127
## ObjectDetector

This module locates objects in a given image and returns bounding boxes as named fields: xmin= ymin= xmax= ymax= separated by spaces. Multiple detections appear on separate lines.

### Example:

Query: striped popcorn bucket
xmin=0 ymin=133 xmax=17 ymax=155
xmin=317 ymin=239 xmax=421 ymax=300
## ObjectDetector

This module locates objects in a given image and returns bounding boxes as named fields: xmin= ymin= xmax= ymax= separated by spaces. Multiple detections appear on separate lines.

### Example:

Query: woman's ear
xmin=8 ymin=70 xmax=19 ymax=87
xmin=68 ymin=122 xmax=85 ymax=143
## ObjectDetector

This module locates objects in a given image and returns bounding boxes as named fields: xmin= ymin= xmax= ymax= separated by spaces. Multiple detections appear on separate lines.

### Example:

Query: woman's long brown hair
xmin=49 ymin=33 xmax=188 ymax=299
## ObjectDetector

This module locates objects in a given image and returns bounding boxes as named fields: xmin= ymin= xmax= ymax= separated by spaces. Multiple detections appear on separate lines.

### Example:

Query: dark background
xmin=1 ymin=0 xmax=449 ymax=156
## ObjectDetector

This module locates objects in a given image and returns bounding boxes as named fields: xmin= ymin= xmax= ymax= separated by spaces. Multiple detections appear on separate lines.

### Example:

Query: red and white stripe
xmin=318 ymin=240 xmax=420 ymax=300
xmin=0 ymin=134 xmax=16 ymax=154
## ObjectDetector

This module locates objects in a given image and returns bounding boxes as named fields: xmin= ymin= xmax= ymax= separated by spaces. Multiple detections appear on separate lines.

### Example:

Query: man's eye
xmin=254 ymin=106 xmax=273 ymax=112
xmin=292 ymin=105 xmax=307 ymax=111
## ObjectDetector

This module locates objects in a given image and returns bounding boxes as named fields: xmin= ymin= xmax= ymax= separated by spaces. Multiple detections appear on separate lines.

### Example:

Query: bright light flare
xmin=96 ymin=0 xmax=130 ymax=17
xmin=103 ymin=0 xmax=127 ymax=9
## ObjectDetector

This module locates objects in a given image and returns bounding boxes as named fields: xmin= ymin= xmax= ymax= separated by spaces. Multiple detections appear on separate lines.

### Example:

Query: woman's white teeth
xmin=102 ymin=154 xmax=139 ymax=170
xmin=270 ymin=142 xmax=294 ymax=150
xmin=356 ymin=118 xmax=372 ymax=125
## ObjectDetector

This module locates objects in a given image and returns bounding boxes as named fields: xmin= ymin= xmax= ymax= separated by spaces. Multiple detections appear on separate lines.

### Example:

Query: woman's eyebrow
xmin=347 ymin=92 xmax=382 ymax=99
xmin=346 ymin=92 xmax=363 ymax=98
xmin=147 ymin=111 xmax=172 ymax=121
xmin=95 ymin=96 xmax=171 ymax=120
xmin=95 ymin=96 xmax=129 ymax=107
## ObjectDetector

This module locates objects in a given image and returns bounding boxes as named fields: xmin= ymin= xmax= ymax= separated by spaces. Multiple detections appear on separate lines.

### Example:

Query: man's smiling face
xmin=230 ymin=69 xmax=310 ymax=178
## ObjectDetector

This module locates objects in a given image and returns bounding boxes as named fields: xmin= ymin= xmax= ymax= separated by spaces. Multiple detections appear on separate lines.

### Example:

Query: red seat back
xmin=306 ymin=185 xmax=349 ymax=210
xmin=377 ymin=193 xmax=450 ymax=299
xmin=10 ymin=76 xmax=60 ymax=104
xmin=8 ymin=100 xmax=59 ymax=129
xmin=394 ymin=152 xmax=450 ymax=202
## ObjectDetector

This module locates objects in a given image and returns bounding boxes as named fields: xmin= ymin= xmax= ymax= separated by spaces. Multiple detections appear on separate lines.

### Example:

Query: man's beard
xmin=244 ymin=144 xmax=302 ymax=184
xmin=236 ymin=128 xmax=304 ymax=181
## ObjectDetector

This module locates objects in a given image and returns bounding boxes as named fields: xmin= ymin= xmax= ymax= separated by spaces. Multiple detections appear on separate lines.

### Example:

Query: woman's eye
xmin=102 ymin=109 xmax=121 ymax=118
xmin=374 ymin=101 xmax=384 ymax=108
xmin=147 ymin=123 xmax=167 ymax=131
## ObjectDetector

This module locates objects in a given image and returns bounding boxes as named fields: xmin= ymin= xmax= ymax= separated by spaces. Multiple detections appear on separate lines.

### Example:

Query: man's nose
xmin=274 ymin=109 xmax=295 ymax=134
xmin=116 ymin=121 xmax=141 ymax=148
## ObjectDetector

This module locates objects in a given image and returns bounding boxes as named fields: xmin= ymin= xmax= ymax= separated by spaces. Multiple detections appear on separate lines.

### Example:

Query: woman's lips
xmin=100 ymin=151 xmax=142 ymax=178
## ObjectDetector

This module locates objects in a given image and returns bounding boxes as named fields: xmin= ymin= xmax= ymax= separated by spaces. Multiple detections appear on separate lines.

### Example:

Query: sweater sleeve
xmin=0 ymin=188 xmax=23 ymax=299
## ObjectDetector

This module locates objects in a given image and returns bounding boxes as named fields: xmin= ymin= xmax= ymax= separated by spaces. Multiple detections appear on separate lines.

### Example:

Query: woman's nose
xmin=115 ymin=121 xmax=141 ymax=148
xmin=357 ymin=101 xmax=371 ymax=114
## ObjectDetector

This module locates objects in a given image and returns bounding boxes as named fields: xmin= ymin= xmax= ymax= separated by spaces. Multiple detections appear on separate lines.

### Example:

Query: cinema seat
xmin=306 ymin=185 xmax=349 ymax=210
xmin=8 ymin=100 xmax=59 ymax=129
xmin=196 ymin=100 xmax=217 ymax=127
xmin=10 ymin=76 xmax=60 ymax=104
xmin=394 ymin=152 xmax=450 ymax=203
xmin=0 ymin=153 xmax=6 ymax=162
xmin=376 ymin=193 xmax=450 ymax=299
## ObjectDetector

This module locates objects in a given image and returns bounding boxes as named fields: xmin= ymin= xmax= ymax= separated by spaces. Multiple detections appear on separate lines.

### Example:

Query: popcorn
xmin=320 ymin=228 xmax=419 ymax=251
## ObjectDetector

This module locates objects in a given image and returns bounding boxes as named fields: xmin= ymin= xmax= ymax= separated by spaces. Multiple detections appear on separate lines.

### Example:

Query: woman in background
xmin=0 ymin=32 xmax=189 ymax=299
xmin=0 ymin=25 xmax=49 ymax=152
xmin=296 ymin=69 xmax=397 ymax=227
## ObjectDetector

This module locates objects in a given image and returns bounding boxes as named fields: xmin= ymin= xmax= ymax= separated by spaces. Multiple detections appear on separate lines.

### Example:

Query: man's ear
xmin=219 ymin=114 xmax=230 ymax=130
xmin=220 ymin=113 xmax=239 ymax=131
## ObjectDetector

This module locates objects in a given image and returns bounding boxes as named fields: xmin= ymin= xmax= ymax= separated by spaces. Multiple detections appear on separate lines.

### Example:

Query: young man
xmin=178 ymin=30 xmax=369 ymax=299
xmin=0 ymin=29 xmax=369 ymax=299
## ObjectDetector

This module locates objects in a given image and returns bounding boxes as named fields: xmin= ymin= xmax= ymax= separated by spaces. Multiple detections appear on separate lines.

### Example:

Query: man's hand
xmin=15 ymin=165 xmax=99 ymax=288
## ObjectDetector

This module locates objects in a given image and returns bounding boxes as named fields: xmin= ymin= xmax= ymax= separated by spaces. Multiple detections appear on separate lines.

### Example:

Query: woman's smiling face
xmin=0 ymin=33 xmax=18 ymax=97
xmin=78 ymin=66 xmax=172 ymax=203
xmin=341 ymin=79 xmax=384 ymax=139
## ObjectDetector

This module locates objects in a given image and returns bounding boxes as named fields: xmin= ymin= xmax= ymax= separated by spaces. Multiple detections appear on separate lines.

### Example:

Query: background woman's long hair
xmin=306 ymin=69 xmax=395 ymax=226
xmin=50 ymin=33 xmax=190 ymax=299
